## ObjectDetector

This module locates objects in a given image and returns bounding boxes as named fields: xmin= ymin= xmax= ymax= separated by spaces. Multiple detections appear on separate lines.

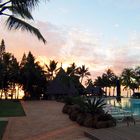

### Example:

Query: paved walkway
xmin=3 ymin=101 xmax=90 ymax=140
xmin=85 ymin=123 xmax=140 ymax=140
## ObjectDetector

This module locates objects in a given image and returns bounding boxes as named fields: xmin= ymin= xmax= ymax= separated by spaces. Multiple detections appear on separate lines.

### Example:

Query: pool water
xmin=107 ymin=98 xmax=140 ymax=116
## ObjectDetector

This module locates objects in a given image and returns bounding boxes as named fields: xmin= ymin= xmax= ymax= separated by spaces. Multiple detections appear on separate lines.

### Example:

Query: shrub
xmin=84 ymin=97 xmax=106 ymax=115
xmin=63 ymin=96 xmax=74 ymax=105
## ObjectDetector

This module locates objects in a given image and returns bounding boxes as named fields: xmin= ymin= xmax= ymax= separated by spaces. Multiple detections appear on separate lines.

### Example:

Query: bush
xmin=84 ymin=97 xmax=106 ymax=115
xmin=98 ymin=113 xmax=113 ymax=121
xmin=76 ymin=113 xmax=86 ymax=125
xmin=63 ymin=96 xmax=74 ymax=105
xmin=69 ymin=110 xmax=79 ymax=121
xmin=62 ymin=104 xmax=72 ymax=114
xmin=62 ymin=96 xmax=116 ymax=129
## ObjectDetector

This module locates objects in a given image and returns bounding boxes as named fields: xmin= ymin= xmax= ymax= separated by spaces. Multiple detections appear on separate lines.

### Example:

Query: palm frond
xmin=6 ymin=16 xmax=46 ymax=43
xmin=9 ymin=6 xmax=33 ymax=19
xmin=11 ymin=0 xmax=40 ymax=10
xmin=1 ymin=6 xmax=33 ymax=19
xmin=0 ymin=1 xmax=11 ymax=8
xmin=45 ymin=64 xmax=50 ymax=71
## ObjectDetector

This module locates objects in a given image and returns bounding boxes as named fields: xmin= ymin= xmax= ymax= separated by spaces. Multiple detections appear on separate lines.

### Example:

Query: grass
xmin=0 ymin=100 xmax=26 ymax=117
xmin=0 ymin=121 xmax=8 ymax=140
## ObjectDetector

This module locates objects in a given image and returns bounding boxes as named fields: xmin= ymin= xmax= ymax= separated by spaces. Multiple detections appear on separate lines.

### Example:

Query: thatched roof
xmin=47 ymin=68 xmax=78 ymax=95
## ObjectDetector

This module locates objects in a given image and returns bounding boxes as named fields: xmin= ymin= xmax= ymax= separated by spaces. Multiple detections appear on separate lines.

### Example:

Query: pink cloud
xmin=1 ymin=20 xmax=140 ymax=80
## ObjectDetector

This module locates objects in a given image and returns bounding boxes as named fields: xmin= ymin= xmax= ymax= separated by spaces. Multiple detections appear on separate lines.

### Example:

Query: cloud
xmin=1 ymin=20 xmax=140 ymax=79
xmin=114 ymin=23 xmax=120 ymax=28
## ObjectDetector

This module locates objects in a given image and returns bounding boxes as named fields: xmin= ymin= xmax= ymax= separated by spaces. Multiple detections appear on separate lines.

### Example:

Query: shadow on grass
xmin=0 ymin=100 xmax=26 ymax=117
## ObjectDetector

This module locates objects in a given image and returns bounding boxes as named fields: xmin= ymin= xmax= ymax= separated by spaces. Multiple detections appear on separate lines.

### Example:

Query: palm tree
xmin=94 ymin=76 xmax=104 ymax=87
xmin=46 ymin=60 xmax=59 ymax=80
xmin=111 ymin=75 xmax=118 ymax=96
xmin=135 ymin=66 xmax=140 ymax=91
xmin=101 ymin=74 xmax=109 ymax=95
xmin=105 ymin=69 xmax=115 ymax=96
xmin=85 ymin=78 xmax=93 ymax=87
xmin=76 ymin=65 xmax=90 ymax=84
xmin=66 ymin=62 xmax=77 ymax=76
xmin=121 ymin=68 xmax=137 ymax=97
xmin=0 ymin=0 xmax=46 ymax=43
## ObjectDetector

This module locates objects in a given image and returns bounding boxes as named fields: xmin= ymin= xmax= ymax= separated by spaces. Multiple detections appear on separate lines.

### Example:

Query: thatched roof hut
xmin=47 ymin=68 xmax=78 ymax=98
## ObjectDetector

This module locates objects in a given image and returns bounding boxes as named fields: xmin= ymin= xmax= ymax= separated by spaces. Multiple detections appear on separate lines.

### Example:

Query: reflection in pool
xmin=106 ymin=98 xmax=140 ymax=116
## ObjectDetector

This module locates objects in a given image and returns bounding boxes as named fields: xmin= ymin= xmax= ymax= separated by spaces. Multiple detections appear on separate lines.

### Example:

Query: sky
xmin=1 ymin=0 xmax=140 ymax=79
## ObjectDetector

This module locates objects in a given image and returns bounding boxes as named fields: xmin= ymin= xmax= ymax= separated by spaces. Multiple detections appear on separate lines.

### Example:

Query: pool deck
xmin=2 ymin=101 xmax=91 ymax=140
xmin=3 ymin=100 xmax=140 ymax=140
xmin=85 ymin=122 xmax=140 ymax=140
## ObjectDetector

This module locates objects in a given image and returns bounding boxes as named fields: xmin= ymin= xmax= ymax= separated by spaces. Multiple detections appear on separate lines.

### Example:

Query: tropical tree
xmin=0 ymin=52 xmax=15 ymax=99
xmin=46 ymin=60 xmax=59 ymax=80
xmin=65 ymin=63 xmax=85 ymax=95
xmin=76 ymin=65 xmax=90 ymax=84
xmin=111 ymin=75 xmax=118 ymax=96
xmin=100 ymin=69 xmax=117 ymax=96
xmin=20 ymin=52 xmax=47 ymax=99
xmin=101 ymin=73 xmax=109 ymax=95
xmin=121 ymin=68 xmax=138 ymax=96
xmin=104 ymin=69 xmax=114 ymax=96
xmin=85 ymin=78 xmax=93 ymax=87
xmin=66 ymin=62 xmax=77 ymax=76
xmin=20 ymin=53 xmax=27 ymax=68
xmin=135 ymin=66 xmax=140 ymax=91
xmin=94 ymin=69 xmax=117 ymax=96
xmin=94 ymin=76 xmax=104 ymax=87
xmin=0 ymin=39 xmax=5 ymax=59
xmin=0 ymin=0 xmax=46 ymax=43
xmin=8 ymin=55 xmax=20 ymax=99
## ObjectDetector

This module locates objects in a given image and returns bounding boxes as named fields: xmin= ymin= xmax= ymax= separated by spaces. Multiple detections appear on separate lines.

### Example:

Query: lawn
xmin=0 ymin=100 xmax=26 ymax=117
xmin=0 ymin=121 xmax=8 ymax=140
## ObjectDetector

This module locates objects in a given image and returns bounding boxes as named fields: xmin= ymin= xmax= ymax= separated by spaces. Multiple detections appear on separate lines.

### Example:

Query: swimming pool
xmin=107 ymin=98 xmax=140 ymax=116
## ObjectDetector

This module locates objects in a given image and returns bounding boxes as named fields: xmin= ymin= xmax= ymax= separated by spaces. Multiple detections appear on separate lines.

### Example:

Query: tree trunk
xmin=17 ymin=86 xmax=20 ymax=99
xmin=4 ymin=90 xmax=8 ymax=99
xmin=129 ymin=89 xmax=131 ymax=97
xmin=105 ymin=87 xmax=107 ymax=96
xmin=81 ymin=77 xmax=83 ymax=84
xmin=0 ymin=90 xmax=2 ymax=99
xmin=132 ymin=89 xmax=135 ymax=96
xmin=127 ymin=89 xmax=129 ymax=97
xmin=113 ymin=87 xmax=115 ymax=96
xmin=109 ymin=87 xmax=111 ymax=96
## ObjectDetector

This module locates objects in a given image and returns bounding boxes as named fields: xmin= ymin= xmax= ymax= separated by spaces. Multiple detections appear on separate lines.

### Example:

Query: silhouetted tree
xmin=135 ymin=66 xmax=140 ymax=91
xmin=0 ymin=0 xmax=46 ymax=43
xmin=0 ymin=52 xmax=15 ymax=99
xmin=0 ymin=39 xmax=5 ymax=59
xmin=66 ymin=62 xmax=77 ymax=76
xmin=46 ymin=60 xmax=59 ymax=80
xmin=121 ymin=68 xmax=137 ymax=96
xmin=9 ymin=56 xmax=20 ymax=99
xmin=20 ymin=52 xmax=47 ymax=99
xmin=20 ymin=53 xmax=27 ymax=68
xmin=85 ymin=78 xmax=93 ymax=87
xmin=76 ymin=65 xmax=90 ymax=84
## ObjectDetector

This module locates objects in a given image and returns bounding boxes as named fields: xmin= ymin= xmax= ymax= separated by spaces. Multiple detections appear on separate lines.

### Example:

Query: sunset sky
xmin=1 ymin=0 xmax=140 ymax=79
